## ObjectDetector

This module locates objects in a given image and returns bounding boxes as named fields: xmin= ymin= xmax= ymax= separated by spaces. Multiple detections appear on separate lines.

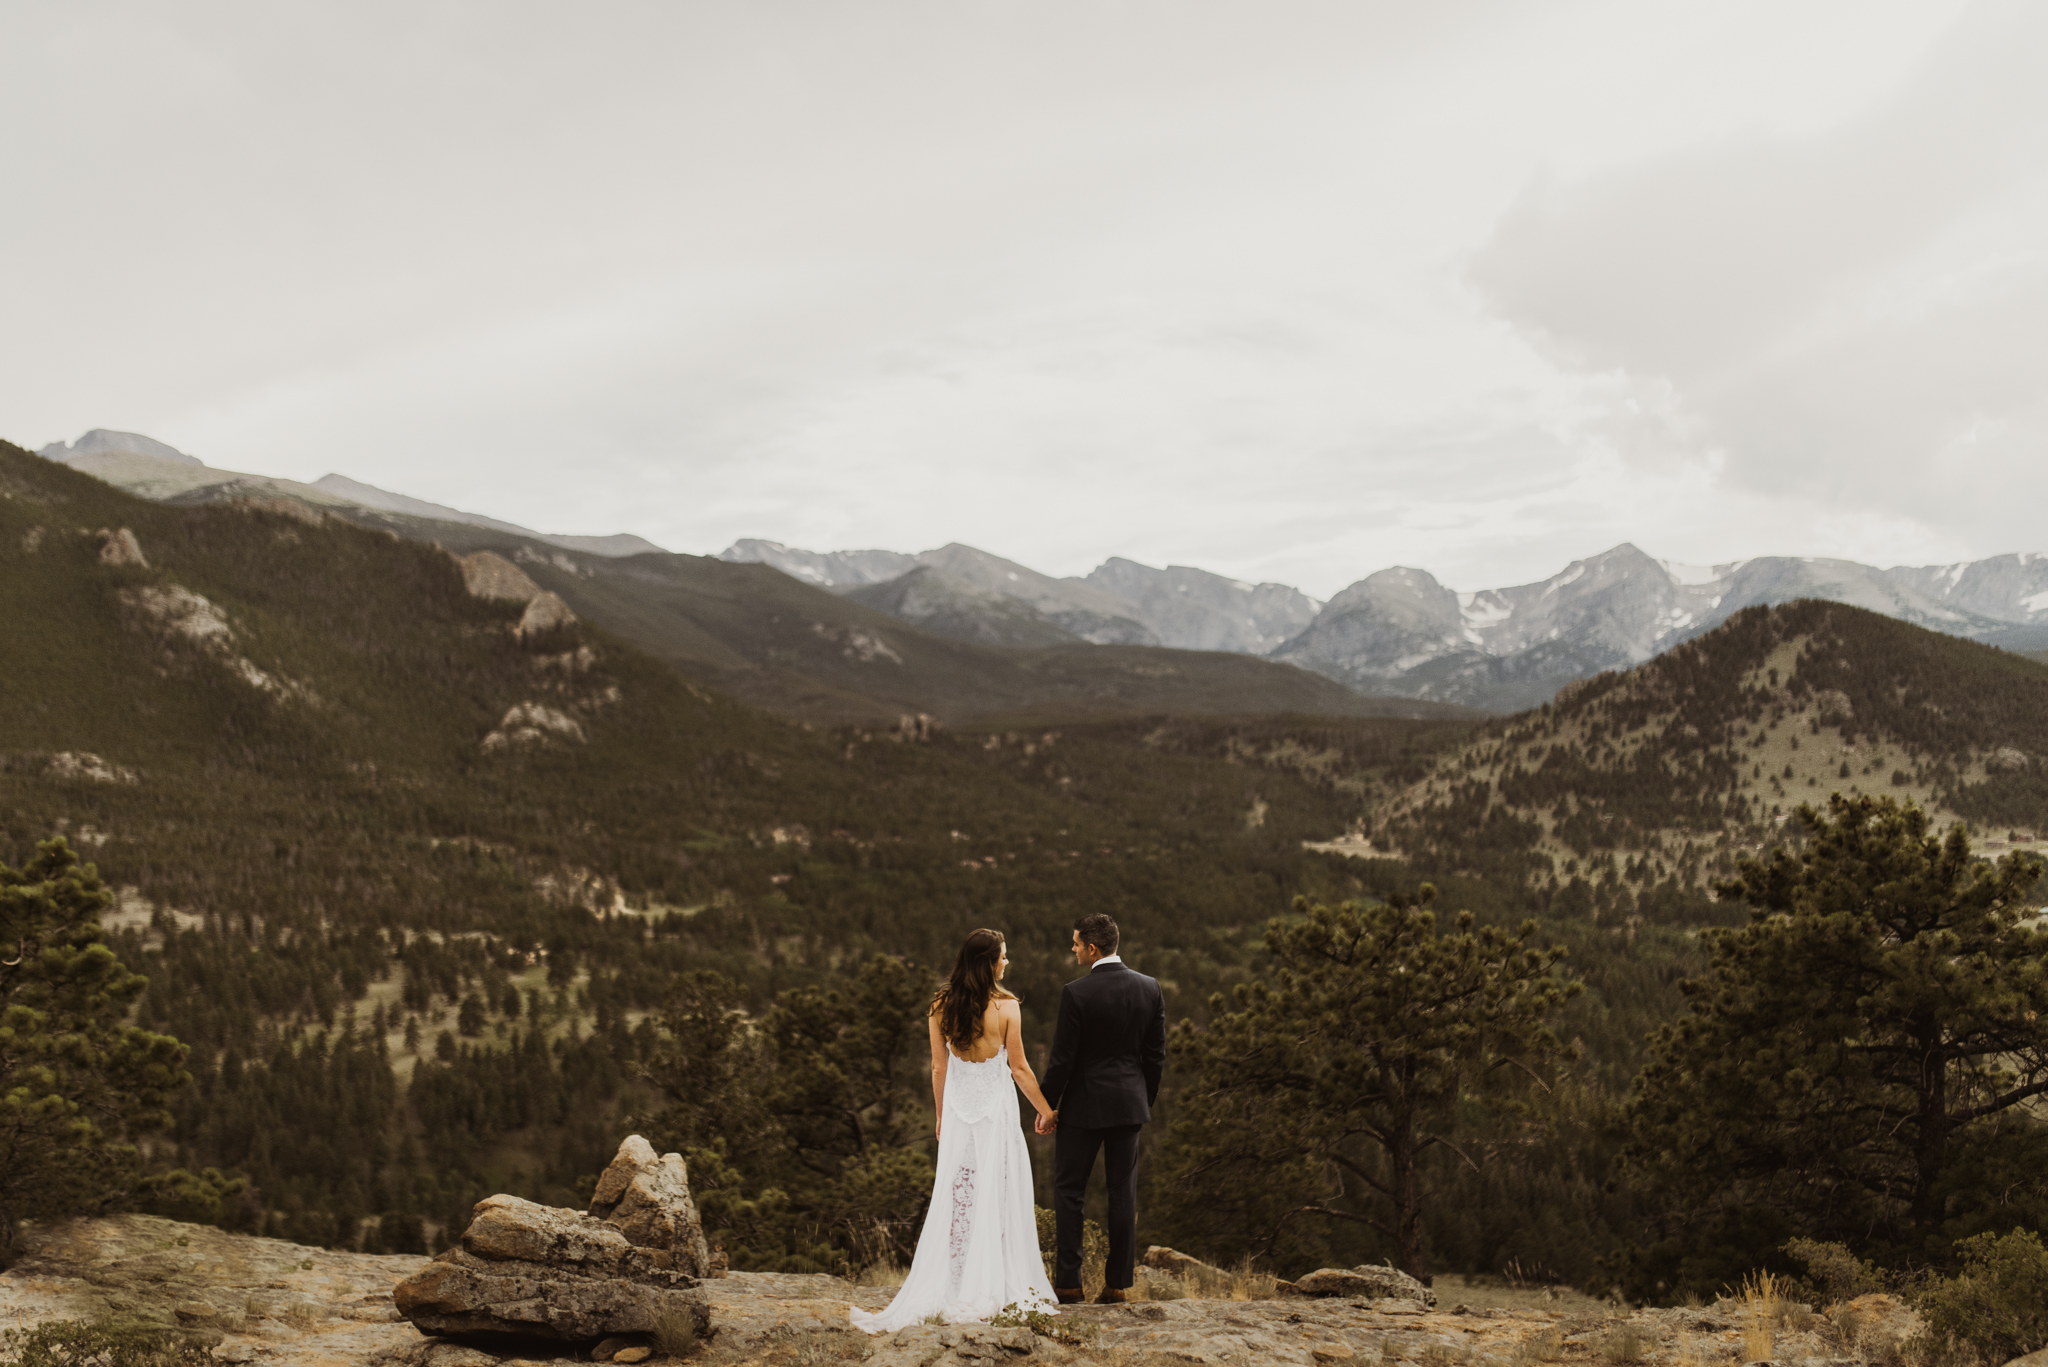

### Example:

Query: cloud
xmin=1471 ymin=0 xmax=2048 ymax=519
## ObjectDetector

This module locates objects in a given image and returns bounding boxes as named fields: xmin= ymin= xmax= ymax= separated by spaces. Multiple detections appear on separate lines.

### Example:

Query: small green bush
xmin=0 ymin=1321 xmax=213 ymax=1367
xmin=1918 ymin=1229 xmax=2048 ymax=1365
xmin=1784 ymin=1238 xmax=1887 ymax=1305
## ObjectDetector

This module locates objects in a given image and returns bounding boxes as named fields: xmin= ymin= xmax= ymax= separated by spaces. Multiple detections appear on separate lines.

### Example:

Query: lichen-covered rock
xmin=392 ymin=1195 xmax=706 ymax=1344
xmin=1294 ymin=1265 xmax=1437 ymax=1306
xmin=460 ymin=1195 xmax=638 ymax=1268
xmin=587 ymin=1135 xmax=716 ymax=1279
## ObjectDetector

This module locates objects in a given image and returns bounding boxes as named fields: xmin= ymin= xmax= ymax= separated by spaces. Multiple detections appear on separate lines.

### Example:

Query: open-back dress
xmin=850 ymin=1042 xmax=1058 ymax=1332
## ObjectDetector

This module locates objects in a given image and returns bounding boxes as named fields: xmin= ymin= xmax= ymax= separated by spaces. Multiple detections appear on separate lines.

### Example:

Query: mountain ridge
xmin=727 ymin=538 xmax=2048 ymax=711
xmin=41 ymin=428 xmax=2048 ymax=714
xmin=34 ymin=430 xmax=664 ymax=558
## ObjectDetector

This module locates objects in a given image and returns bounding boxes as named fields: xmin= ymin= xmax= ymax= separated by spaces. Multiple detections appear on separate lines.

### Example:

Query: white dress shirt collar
xmin=1090 ymin=953 xmax=1123 ymax=970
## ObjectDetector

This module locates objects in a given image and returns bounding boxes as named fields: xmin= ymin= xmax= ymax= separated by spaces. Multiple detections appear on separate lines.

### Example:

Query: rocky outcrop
xmin=118 ymin=583 xmax=313 ymax=703
xmin=586 ymin=1135 xmax=715 ymax=1280
xmin=45 ymin=750 xmax=140 ymax=784
xmin=459 ymin=551 xmax=543 ymax=603
xmin=1294 ymin=1265 xmax=1436 ymax=1306
xmin=391 ymin=1137 xmax=714 ymax=1346
xmin=0 ymin=1213 xmax=425 ymax=1367
xmin=514 ymin=592 xmax=577 ymax=639
xmin=392 ymin=1195 xmax=706 ymax=1344
xmin=480 ymin=702 xmax=586 ymax=752
xmin=96 ymin=526 xmax=147 ymax=566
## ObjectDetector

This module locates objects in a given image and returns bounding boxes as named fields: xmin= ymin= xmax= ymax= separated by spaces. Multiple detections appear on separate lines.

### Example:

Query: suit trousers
xmin=1053 ymin=1122 xmax=1141 ymax=1290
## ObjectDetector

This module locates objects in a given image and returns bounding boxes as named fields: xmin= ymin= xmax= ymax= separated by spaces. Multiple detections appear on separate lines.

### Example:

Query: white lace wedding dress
xmin=850 ymin=1044 xmax=1059 ymax=1333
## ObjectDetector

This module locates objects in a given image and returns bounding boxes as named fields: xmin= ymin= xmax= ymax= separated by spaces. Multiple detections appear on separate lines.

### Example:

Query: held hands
xmin=1033 ymin=1110 xmax=1058 ymax=1135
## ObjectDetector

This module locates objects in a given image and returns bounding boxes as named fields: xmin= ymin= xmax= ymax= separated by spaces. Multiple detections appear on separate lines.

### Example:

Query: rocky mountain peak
xmin=39 ymin=429 xmax=202 ymax=466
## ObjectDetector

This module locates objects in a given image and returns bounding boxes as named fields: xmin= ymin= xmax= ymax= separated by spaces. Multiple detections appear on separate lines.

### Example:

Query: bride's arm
xmin=929 ymin=1007 xmax=949 ymax=1140
xmin=1003 ymin=1002 xmax=1056 ymax=1125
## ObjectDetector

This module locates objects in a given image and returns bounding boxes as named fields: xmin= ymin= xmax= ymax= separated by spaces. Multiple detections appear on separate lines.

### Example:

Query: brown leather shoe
xmin=1095 ymin=1287 xmax=1128 ymax=1305
xmin=1055 ymin=1287 xmax=1085 ymax=1305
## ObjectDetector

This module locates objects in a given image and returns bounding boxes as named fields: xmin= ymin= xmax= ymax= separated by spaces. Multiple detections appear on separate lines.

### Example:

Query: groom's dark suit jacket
xmin=1041 ymin=961 xmax=1168 ymax=1129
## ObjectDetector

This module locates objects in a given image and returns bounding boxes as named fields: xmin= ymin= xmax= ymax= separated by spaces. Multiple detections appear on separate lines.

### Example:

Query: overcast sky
xmin=6 ymin=0 xmax=2041 ymax=597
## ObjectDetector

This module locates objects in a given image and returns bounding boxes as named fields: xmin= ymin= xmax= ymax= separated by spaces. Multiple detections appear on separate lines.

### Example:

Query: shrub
xmin=1784 ymin=1237 xmax=1887 ymax=1304
xmin=1917 ymin=1229 xmax=2048 ymax=1366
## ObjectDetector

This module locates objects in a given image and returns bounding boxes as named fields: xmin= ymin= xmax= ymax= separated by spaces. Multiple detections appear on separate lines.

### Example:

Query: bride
xmin=851 ymin=928 xmax=1060 ymax=1332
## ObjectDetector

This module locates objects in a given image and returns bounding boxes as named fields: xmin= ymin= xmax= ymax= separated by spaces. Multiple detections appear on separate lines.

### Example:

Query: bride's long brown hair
xmin=933 ymin=928 xmax=1016 ymax=1051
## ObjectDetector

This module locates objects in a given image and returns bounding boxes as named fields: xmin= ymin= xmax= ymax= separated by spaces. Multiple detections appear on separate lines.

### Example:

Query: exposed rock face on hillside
xmin=96 ymin=526 xmax=148 ymax=566
xmin=118 ymin=579 xmax=313 ymax=703
xmin=515 ymin=592 xmax=578 ymax=638
xmin=480 ymin=702 xmax=586 ymax=751
xmin=460 ymin=551 xmax=544 ymax=602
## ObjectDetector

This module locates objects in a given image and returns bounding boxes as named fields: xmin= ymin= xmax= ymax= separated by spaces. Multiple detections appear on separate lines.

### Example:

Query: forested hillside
xmin=0 ymin=440 xmax=1497 ymax=1256
xmin=1365 ymin=600 xmax=2048 ymax=910
xmin=14 ymin=437 xmax=2042 ymax=1300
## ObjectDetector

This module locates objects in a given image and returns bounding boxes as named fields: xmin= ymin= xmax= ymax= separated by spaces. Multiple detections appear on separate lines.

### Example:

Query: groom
xmin=1035 ymin=912 xmax=1167 ymax=1305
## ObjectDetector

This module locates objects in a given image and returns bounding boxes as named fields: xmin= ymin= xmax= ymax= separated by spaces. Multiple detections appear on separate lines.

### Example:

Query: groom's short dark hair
xmin=1073 ymin=913 xmax=1119 ymax=956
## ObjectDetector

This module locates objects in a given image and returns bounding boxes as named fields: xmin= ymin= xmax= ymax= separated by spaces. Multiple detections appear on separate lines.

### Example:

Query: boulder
xmin=1293 ymin=1265 xmax=1437 ymax=1306
xmin=393 ymin=1195 xmax=707 ymax=1344
xmin=587 ymin=1135 xmax=717 ymax=1280
xmin=1139 ymin=1245 xmax=1236 ymax=1297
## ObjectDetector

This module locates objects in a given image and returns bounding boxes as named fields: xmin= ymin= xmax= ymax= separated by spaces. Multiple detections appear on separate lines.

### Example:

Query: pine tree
xmin=1155 ymin=887 xmax=1577 ymax=1275
xmin=1616 ymin=796 xmax=2048 ymax=1299
xmin=1 ymin=838 xmax=190 ymax=1264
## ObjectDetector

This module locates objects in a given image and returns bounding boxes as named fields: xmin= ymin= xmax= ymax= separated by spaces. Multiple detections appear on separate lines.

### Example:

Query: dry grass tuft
xmin=1511 ymin=1328 xmax=1566 ymax=1365
xmin=1597 ymin=1324 xmax=1646 ymax=1364
xmin=852 ymin=1261 xmax=906 ymax=1289
xmin=1228 ymin=1257 xmax=1280 ymax=1301
xmin=652 ymin=1307 xmax=698 ymax=1358
xmin=1733 ymin=1270 xmax=1782 ymax=1363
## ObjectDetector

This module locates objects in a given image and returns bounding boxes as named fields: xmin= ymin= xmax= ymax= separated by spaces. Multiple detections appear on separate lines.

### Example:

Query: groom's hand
xmin=1034 ymin=1111 xmax=1057 ymax=1134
